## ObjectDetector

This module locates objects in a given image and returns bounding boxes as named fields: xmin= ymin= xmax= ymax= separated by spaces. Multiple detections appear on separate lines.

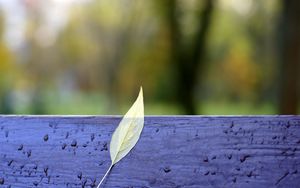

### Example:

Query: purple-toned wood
xmin=0 ymin=116 xmax=299 ymax=188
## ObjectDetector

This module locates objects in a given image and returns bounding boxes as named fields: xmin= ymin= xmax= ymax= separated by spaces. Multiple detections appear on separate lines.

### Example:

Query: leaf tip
xmin=139 ymin=86 xmax=143 ymax=94
xmin=139 ymin=87 xmax=143 ymax=100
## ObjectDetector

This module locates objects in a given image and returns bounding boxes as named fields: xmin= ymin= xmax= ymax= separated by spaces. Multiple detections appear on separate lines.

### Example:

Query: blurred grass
xmin=45 ymin=93 xmax=108 ymax=115
xmin=201 ymin=101 xmax=276 ymax=115
xmin=145 ymin=101 xmax=275 ymax=115
xmin=13 ymin=92 xmax=276 ymax=115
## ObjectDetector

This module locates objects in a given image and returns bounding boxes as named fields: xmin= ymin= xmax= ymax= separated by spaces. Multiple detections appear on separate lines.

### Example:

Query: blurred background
xmin=0 ymin=0 xmax=299 ymax=115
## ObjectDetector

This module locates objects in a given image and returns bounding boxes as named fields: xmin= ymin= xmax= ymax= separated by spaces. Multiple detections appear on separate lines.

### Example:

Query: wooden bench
xmin=0 ymin=115 xmax=299 ymax=187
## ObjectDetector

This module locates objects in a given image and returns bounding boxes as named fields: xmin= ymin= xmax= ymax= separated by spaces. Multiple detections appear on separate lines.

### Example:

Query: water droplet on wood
xmin=240 ymin=155 xmax=250 ymax=163
xmin=232 ymin=177 xmax=237 ymax=183
xmin=247 ymin=171 xmax=253 ymax=177
xmin=18 ymin=144 xmax=23 ymax=151
xmin=230 ymin=122 xmax=234 ymax=128
xmin=27 ymin=150 xmax=32 ymax=158
xmin=0 ymin=177 xmax=4 ymax=184
xmin=91 ymin=133 xmax=95 ymax=142
xmin=71 ymin=140 xmax=77 ymax=147
xmin=77 ymin=172 xmax=82 ymax=180
xmin=65 ymin=132 xmax=69 ymax=139
xmin=43 ymin=134 xmax=49 ymax=142
xmin=8 ymin=160 xmax=13 ymax=166
xmin=33 ymin=181 xmax=38 ymax=186
xmin=203 ymin=156 xmax=209 ymax=162
xmin=227 ymin=154 xmax=232 ymax=160
xmin=101 ymin=142 xmax=108 ymax=151
xmin=44 ymin=166 xmax=49 ymax=176
xmin=163 ymin=167 xmax=171 ymax=173
xmin=62 ymin=143 xmax=67 ymax=150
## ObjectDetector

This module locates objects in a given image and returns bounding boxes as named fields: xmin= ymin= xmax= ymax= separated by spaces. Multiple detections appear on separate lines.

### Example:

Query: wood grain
xmin=0 ymin=116 xmax=299 ymax=187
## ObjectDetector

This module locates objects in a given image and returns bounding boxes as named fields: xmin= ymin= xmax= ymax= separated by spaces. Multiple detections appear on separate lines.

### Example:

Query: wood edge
xmin=0 ymin=115 xmax=299 ymax=118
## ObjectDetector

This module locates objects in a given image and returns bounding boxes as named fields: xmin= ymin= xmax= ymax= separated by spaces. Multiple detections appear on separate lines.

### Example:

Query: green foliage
xmin=0 ymin=0 xmax=291 ymax=114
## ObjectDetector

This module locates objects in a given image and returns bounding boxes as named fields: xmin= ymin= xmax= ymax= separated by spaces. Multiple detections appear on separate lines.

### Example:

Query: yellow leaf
xmin=110 ymin=87 xmax=144 ymax=164
xmin=97 ymin=87 xmax=144 ymax=188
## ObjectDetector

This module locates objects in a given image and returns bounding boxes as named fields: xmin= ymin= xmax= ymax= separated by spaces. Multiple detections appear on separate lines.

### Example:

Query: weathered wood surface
xmin=0 ymin=115 xmax=300 ymax=188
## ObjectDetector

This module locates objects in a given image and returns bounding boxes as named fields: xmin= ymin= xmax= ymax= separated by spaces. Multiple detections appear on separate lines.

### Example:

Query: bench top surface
xmin=0 ymin=115 xmax=299 ymax=187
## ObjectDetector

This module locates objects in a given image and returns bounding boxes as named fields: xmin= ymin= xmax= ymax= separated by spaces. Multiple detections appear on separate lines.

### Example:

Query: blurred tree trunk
xmin=167 ymin=0 xmax=214 ymax=114
xmin=278 ymin=0 xmax=300 ymax=114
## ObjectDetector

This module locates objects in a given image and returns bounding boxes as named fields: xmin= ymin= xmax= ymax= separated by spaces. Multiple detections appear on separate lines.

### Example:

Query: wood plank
xmin=0 ymin=116 xmax=299 ymax=187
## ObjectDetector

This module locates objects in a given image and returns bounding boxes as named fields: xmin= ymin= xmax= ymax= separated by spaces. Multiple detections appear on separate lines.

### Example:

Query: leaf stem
xmin=97 ymin=163 xmax=113 ymax=188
